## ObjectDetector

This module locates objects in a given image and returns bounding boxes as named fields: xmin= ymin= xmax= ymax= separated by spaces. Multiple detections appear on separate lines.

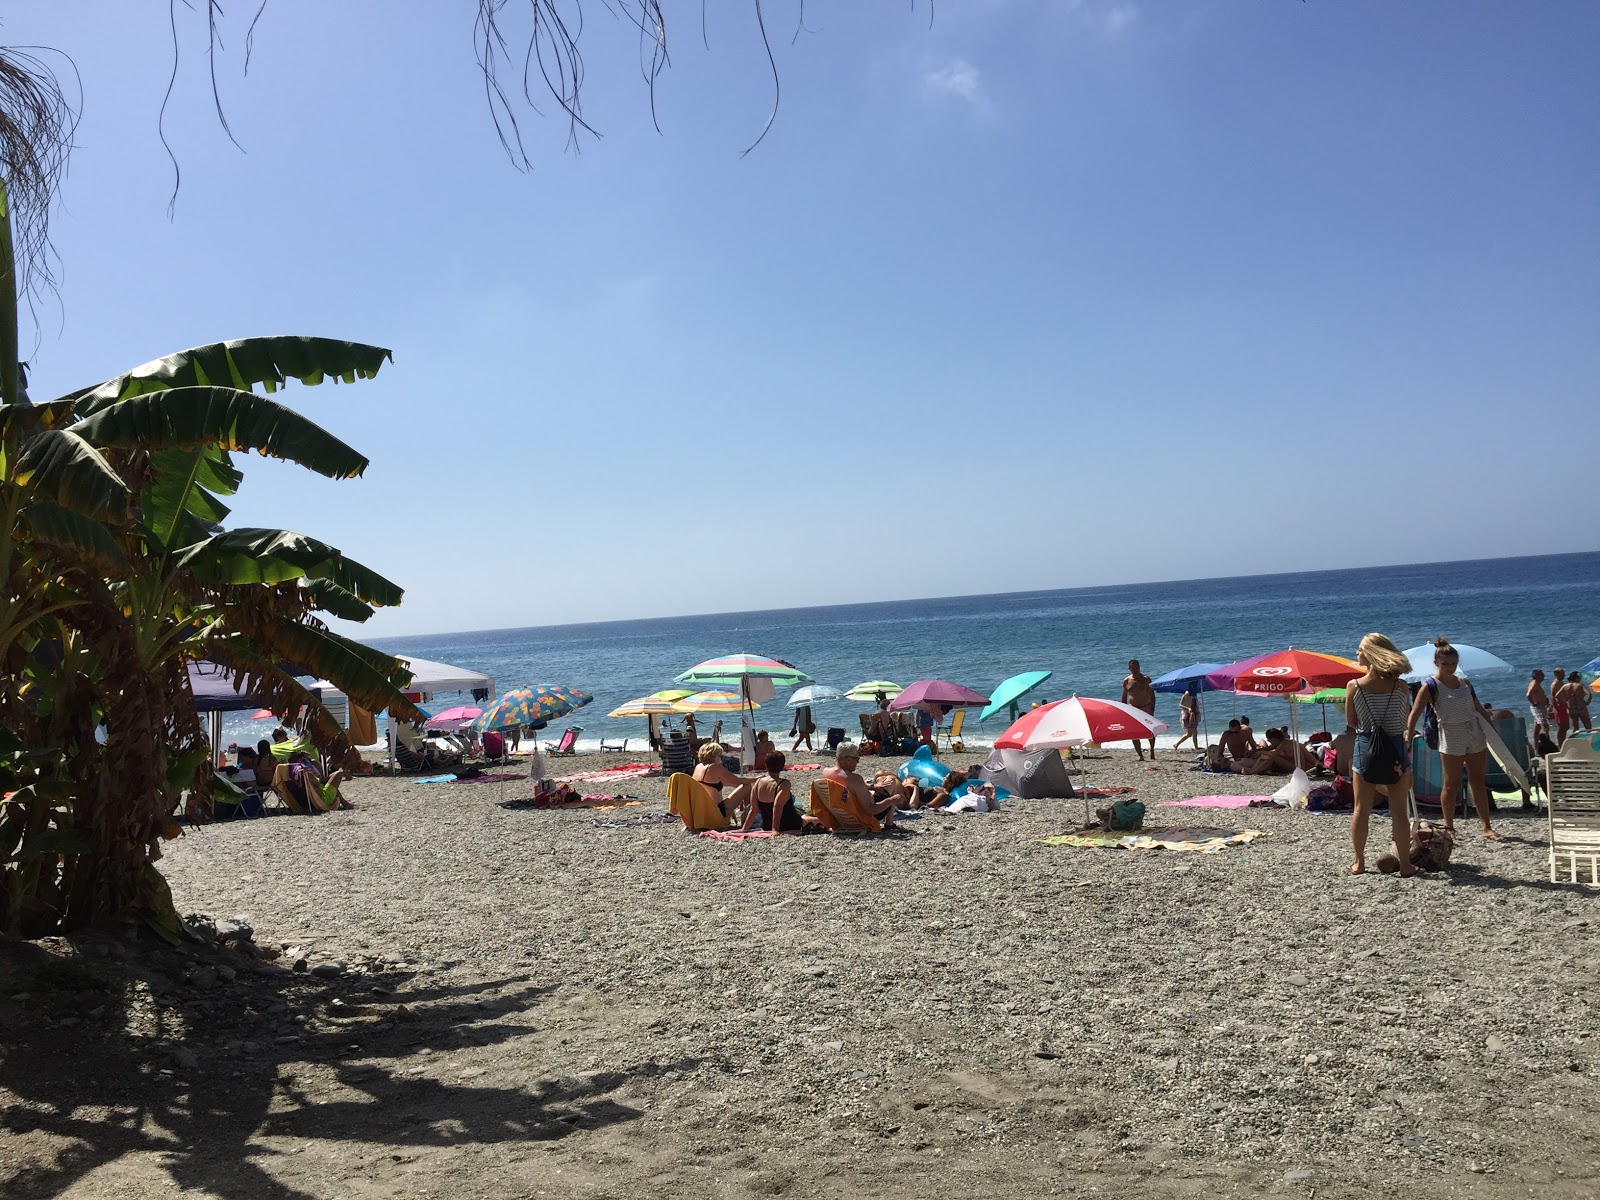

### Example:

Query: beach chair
xmin=481 ymin=731 xmax=506 ymax=764
xmin=940 ymin=710 xmax=966 ymax=752
xmin=666 ymin=772 xmax=731 ymax=832
xmin=808 ymin=777 xmax=883 ymax=834
xmin=599 ymin=733 xmax=629 ymax=753
xmin=1546 ymin=735 xmax=1600 ymax=885
xmin=547 ymin=727 xmax=581 ymax=757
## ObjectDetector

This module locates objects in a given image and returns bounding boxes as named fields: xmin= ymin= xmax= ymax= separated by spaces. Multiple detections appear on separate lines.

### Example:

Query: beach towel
xmin=1078 ymin=786 xmax=1138 ymax=800
xmin=450 ymin=772 xmax=521 ymax=785
xmin=1040 ymin=826 xmax=1267 ymax=853
xmin=556 ymin=763 xmax=660 ymax=784
xmin=698 ymin=829 xmax=783 ymax=841
xmin=667 ymin=772 xmax=731 ymax=832
xmin=1160 ymin=795 xmax=1267 ymax=810
xmin=407 ymin=774 xmax=458 ymax=785
xmin=499 ymin=796 xmax=643 ymax=812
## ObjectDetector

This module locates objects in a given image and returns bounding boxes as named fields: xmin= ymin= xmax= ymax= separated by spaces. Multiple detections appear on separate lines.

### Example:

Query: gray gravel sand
xmin=4 ymin=747 xmax=1597 ymax=1199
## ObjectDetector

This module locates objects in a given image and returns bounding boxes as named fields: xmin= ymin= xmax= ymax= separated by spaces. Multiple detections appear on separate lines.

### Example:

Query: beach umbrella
xmin=472 ymin=686 xmax=585 ymax=735
xmin=788 ymin=684 xmax=844 ymax=708
xmin=1401 ymin=644 xmax=1514 ymax=683
xmin=996 ymin=696 xmax=1169 ymax=823
xmin=1290 ymin=687 xmax=1346 ymax=731
xmin=1230 ymin=649 xmax=1361 ymax=753
xmin=675 ymin=654 xmax=811 ymax=688
xmin=889 ymin=680 xmax=990 ymax=712
xmin=250 ymin=709 xmax=275 ymax=721
xmin=844 ymin=680 xmax=903 ymax=702
xmin=649 ymin=688 xmax=696 ymax=703
xmin=1582 ymin=656 xmax=1600 ymax=675
xmin=672 ymin=690 xmax=757 ymax=714
xmin=979 ymin=671 xmax=1054 ymax=723
xmin=425 ymin=705 xmax=483 ymax=732
xmin=1204 ymin=654 xmax=1273 ymax=692
xmin=608 ymin=695 xmax=682 ymax=718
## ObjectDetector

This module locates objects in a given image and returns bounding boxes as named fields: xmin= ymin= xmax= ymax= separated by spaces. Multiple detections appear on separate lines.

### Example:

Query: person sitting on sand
xmin=1231 ymin=728 xmax=1312 ymax=776
xmin=692 ymin=742 xmax=760 ymax=824
xmin=752 ymin=729 xmax=777 ymax=766
xmin=742 ymin=751 xmax=820 ymax=833
xmin=821 ymin=742 xmax=896 ymax=826
xmin=1238 ymin=716 xmax=1259 ymax=753
xmin=1216 ymin=720 xmax=1253 ymax=766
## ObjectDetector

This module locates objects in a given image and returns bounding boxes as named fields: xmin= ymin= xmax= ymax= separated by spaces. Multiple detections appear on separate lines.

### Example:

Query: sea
xmin=222 ymin=552 xmax=1599 ymax=753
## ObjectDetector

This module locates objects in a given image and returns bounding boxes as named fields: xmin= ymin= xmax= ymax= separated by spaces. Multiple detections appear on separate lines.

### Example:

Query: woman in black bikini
xmin=742 ymin=751 xmax=816 ymax=832
xmin=691 ymin=742 xmax=759 ymax=824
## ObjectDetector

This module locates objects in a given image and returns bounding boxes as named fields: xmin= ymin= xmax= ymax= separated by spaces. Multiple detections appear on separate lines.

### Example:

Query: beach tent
xmin=981 ymin=747 xmax=1075 ymax=799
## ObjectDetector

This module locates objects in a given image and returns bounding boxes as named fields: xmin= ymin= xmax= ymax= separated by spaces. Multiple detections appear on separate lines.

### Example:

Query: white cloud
xmin=1100 ymin=3 xmax=1138 ymax=36
xmin=923 ymin=58 xmax=984 ymax=106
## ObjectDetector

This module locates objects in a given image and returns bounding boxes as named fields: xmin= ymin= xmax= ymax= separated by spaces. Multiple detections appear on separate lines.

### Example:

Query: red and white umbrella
xmin=1231 ymin=649 xmax=1360 ymax=696
xmin=995 ymin=695 xmax=1168 ymax=751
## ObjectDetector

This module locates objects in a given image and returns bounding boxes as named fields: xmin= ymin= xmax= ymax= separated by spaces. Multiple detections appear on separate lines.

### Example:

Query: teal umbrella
xmin=980 ymin=670 xmax=1053 ymax=723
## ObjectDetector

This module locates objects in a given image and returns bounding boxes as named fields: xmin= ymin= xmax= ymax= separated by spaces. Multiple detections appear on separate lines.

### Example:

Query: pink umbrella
xmin=250 ymin=709 xmax=275 ymax=721
xmin=995 ymin=695 xmax=1168 ymax=751
xmin=425 ymin=705 xmax=483 ymax=732
xmin=1203 ymin=654 xmax=1271 ymax=691
xmin=887 ymin=680 xmax=989 ymax=711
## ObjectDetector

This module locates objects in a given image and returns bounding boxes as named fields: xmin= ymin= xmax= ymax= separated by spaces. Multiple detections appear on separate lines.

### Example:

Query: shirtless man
xmin=1121 ymin=659 xmax=1158 ymax=761
xmin=1563 ymin=671 xmax=1592 ymax=733
xmin=1527 ymin=669 xmax=1551 ymax=743
xmin=1216 ymin=719 xmax=1254 ymax=768
xmin=821 ymin=742 xmax=896 ymax=829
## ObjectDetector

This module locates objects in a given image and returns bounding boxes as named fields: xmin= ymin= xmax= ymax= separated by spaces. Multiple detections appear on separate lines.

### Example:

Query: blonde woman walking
xmin=1345 ymin=633 xmax=1415 ymax=876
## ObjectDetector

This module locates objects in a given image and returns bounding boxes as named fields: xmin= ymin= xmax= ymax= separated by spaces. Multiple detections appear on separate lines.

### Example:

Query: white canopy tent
xmin=383 ymin=656 xmax=496 ymax=769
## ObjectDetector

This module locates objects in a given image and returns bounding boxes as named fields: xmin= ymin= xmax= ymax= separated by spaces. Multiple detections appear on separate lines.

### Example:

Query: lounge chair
xmin=1546 ymin=735 xmax=1600 ymax=885
xmin=940 ymin=710 xmax=966 ymax=752
xmin=667 ymin=772 xmax=731 ymax=832
xmin=394 ymin=741 xmax=427 ymax=773
xmin=598 ymin=733 xmax=629 ymax=753
xmin=808 ymin=777 xmax=883 ymax=834
xmin=481 ymin=731 xmax=506 ymax=763
xmin=547 ymin=727 xmax=581 ymax=757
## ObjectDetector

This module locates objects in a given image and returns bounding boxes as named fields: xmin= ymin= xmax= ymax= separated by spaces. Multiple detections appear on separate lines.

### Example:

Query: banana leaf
xmin=19 ymin=502 xmax=134 ymax=574
xmin=11 ymin=429 xmax=131 ymax=522
xmin=177 ymin=529 xmax=403 ymax=608
xmin=61 ymin=336 xmax=394 ymax=416
xmin=72 ymin=386 xmax=368 ymax=480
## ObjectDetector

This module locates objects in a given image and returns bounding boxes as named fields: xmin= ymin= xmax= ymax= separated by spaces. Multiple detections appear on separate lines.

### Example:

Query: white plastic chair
xmin=1546 ymin=734 xmax=1600 ymax=885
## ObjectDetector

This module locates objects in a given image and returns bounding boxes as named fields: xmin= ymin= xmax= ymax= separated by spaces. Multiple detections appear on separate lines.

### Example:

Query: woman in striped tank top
xmin=1344 ymin=633 xmax=1415 ymax=876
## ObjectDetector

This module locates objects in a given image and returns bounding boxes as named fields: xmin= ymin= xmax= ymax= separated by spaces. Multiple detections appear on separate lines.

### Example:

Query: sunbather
xmin=903 ymin=770 xmax=966 ymax=809
xmin=821 ymin=742 xmax=896 ymax=826
xmin=742 ymin=751 xmax=819 ymax=833
xmin=692 ymin=742 xmax=760 ymax=824
xmin=272 ymin=756 xmax=351 ymax=814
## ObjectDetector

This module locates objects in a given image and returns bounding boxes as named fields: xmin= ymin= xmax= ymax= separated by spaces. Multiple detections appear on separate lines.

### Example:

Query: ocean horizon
xmin=231 ymin=551 xmax=1600 ymax=753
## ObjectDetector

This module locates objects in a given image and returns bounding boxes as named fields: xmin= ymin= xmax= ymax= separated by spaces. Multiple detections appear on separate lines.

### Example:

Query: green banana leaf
xmin=62 ymin=336 xmax=394 ymax=416
xmin=221 ymin=621 xmax=417 ymax=719
xmin=11 ymin=429 xmax=131 ymax=522
xmin=298 ymin=577 xmax=375 ymax=623
xmin=19 ymin=502 xmax=134 ymax=574
xmin=177 ymin=528 xmax=403 ymax=608
xmin=72 ymin=386 xmax=368 ymax=480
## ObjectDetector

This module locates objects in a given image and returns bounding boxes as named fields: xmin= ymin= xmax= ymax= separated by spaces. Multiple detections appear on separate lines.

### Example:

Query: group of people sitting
xmin=1206 ymin=717 xmax=1317 ymax=776
xmin=682 ymin=738 xmax=998 ymax=834
xmin=216 ymin=730 xmax=350 ymax=815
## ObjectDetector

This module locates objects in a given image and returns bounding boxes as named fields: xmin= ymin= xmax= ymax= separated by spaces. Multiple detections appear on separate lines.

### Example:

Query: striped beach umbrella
xmin=675 ymin=654 xmax=811 ymax=688
xmin=608 ymin=695 xmax=682 ymax=718
xmin=844 ymin=680 xmax=903 ymax=702
xmin=672 ymin=690 xmax=758 ymax=714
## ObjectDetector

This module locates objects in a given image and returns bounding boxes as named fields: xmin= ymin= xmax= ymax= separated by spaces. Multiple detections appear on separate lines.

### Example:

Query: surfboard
xmin=1479 ymin=714 xmax=1530 ymax=793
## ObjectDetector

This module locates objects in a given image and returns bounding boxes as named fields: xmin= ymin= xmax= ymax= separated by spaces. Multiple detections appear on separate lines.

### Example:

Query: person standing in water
xmin=1406 ymin=637 xmax=1502 ymax=843
xmin=1121 ymin=659 xmax=1158 ymax=761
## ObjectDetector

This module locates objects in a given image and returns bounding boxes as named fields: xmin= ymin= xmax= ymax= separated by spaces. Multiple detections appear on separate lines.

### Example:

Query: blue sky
xmin=9 ymin=1 xmax=1598 ymax=636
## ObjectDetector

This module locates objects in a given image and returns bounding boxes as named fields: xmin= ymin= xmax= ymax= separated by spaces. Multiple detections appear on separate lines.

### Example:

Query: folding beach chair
xmin=940 ymin=710 xmax=966 ymax=752
xmin=666 ymin=773 xmax=731 ymax=832
xmin=807 ymin=777 xmax=883 ymax=834
xmin=547 ymin=727 xmax=581 ymax=757
xmin=1546 ymin=734 xmax=1600 ymax=885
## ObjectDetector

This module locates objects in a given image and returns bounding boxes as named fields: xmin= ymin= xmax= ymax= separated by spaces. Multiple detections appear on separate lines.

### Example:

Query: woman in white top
xmin=1345 ymin=633 xmax=1415 ymax=876
xmin=1406 ymin=637 xmax=1502 ymax=842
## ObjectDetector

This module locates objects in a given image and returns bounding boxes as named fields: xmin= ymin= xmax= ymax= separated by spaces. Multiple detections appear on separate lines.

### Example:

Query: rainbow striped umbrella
xmin=672 ymin=690 xmax=758 ymax=714
xmin=844 ymin=680 xmax=903 ymax=702
xmin=675 ymin=654 xmax=811 ymax=688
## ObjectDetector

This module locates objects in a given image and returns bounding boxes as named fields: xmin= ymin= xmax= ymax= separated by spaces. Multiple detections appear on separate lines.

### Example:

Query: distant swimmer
xmin=1121 ymin=659 xmax=1157 ymax=761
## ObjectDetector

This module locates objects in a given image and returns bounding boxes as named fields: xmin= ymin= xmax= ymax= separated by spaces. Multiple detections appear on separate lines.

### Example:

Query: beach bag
xmin=1305 ymin=783 xmax=1341 ymax=812
xmin=1364 ymin=732 xmax=1403 ymax=785
xmin=1099 ymin=798 xmax=1145 ymax=831
xmin=1410 ymin=822 xmax=1455 ymax=871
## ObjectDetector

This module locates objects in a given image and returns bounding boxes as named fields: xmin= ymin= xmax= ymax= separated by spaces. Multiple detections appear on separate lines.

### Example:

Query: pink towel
xmin=1161 ymin=795 xmax=1264 ymax=809
xmin=698 ymin=829 xmax=780 ymax=841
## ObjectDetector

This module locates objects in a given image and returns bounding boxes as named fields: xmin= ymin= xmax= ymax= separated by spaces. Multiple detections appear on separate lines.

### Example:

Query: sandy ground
xmin=3 ymin=746 xmax=1599 ymax=1200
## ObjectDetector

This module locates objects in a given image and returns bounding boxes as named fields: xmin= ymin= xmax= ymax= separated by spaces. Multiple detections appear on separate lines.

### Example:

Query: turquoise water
xmin=222 ymin=552 xmax=1600 ymax=751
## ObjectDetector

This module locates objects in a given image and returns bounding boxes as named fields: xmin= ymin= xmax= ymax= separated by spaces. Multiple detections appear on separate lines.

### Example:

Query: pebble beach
xmin=6 ymin=747 xmax=1597 ymax=1199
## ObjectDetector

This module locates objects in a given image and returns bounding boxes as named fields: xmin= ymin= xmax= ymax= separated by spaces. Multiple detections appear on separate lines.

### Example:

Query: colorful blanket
xmin=555 ymin=763 xmax=660 ymax=784
xmin=1040 ymin=826 xmax=1267 ymax=853
xmin=1161 ymin=795 xmax=1268 ymax=810
xmin=407 ymin=774 xmax=458 ymax=785
xmin=1078 ymin=786 xmax=1138 ymax=799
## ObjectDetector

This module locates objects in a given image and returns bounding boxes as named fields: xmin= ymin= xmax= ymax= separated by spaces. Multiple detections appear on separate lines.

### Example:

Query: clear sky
xmin=8 ymin=1 xmax=1598 ymax=637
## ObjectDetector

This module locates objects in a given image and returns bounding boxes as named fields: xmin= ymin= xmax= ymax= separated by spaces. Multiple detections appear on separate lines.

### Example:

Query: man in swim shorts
xmin=822 ymin=742 xmax=896 ymax=827
xmin=1527 ymin=669 xmax=1551 ymax=743
xmin=1121 ymin=659 xmax=1157 ymax=761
